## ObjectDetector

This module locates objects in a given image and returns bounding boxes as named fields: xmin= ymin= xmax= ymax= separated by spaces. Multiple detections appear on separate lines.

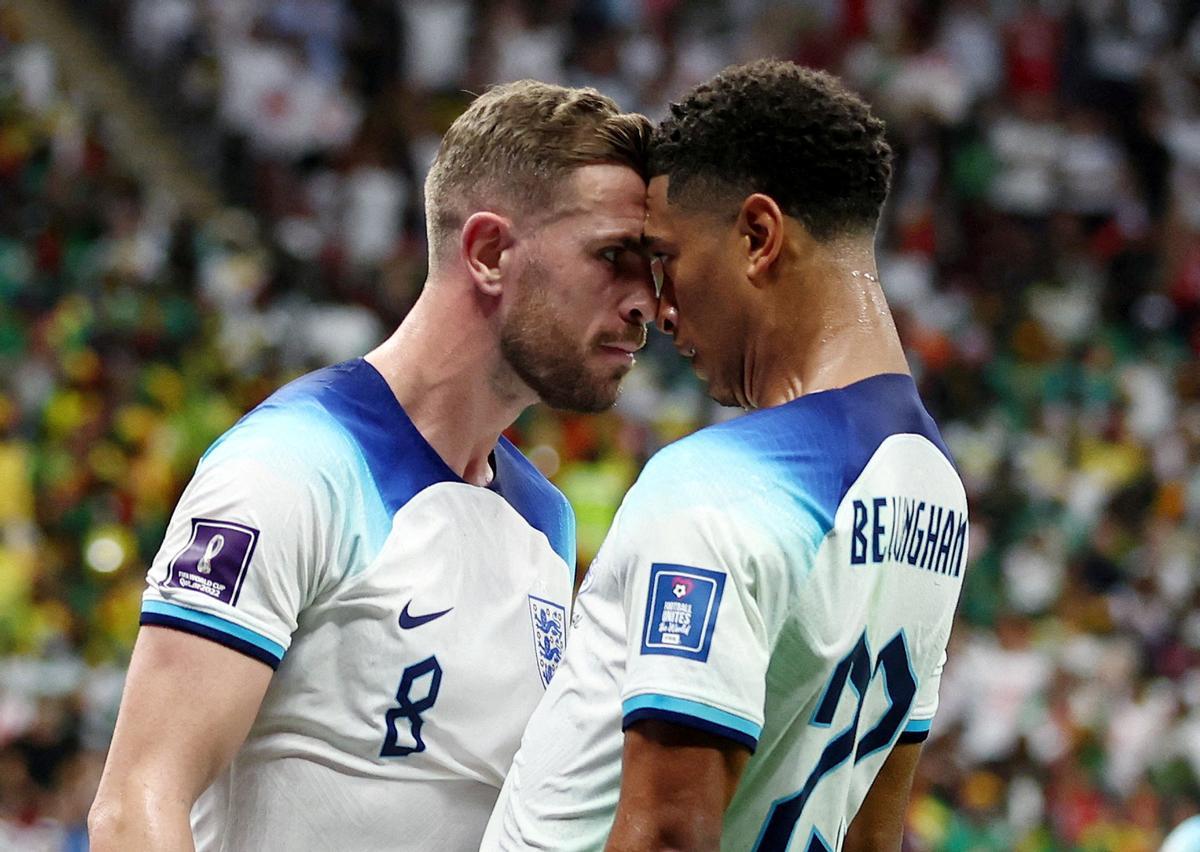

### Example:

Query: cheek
xmin=675 ymin=256 xmax=720 ymax=315
xmin=554 ymin=293 xmax=606 ymax=346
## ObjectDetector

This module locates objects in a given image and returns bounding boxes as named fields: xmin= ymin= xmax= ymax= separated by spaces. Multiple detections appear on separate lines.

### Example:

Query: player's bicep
xmin=607 ymin=719 xmax=751 ymax=852
xmin=843 ymin=741 xmax=922 ymax=852
xmin=101 ymin=626 xmax=273 ymax=799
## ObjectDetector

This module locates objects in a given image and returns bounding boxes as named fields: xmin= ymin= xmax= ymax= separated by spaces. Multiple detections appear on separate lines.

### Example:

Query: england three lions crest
xmin=528 ymin=595 xmax=566 ymax=688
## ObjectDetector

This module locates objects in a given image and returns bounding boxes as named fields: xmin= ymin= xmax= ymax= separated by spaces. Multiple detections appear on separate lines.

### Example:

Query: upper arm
xmin=91 ymin=422 xmax=333 ymax=845
xmin=100 ymin=625 xmax=274 ymax=800
xmin=615 ymin=498 xmax=778 ymax=756
xmin=139 ymin=442 xmax=328 ymax=665
xmin=599 ymin=455 xmax=786 ymax=849
xmin=89 ymin=626 xmax=273 ymax=849
xmin=843 ymin=741 xmax=923 ymax=852
xmin=607 ymin=720 xmax=751 ymax=852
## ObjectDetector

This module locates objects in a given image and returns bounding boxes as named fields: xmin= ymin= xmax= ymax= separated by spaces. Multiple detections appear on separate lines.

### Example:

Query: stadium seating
xmin=2 ymin=1 xmax=1198 ymax=848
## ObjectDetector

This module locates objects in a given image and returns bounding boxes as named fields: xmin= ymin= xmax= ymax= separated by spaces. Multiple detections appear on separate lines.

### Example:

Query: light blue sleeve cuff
xmin=141 ymin=600 xmax=286 ymax=667
xmin=898 ymin=716 xmax=932 ymax=744
xmin=622 ymin=693 xmax=762 ymax=752
xmin=904 ymin=717 xmax=932 ymax=734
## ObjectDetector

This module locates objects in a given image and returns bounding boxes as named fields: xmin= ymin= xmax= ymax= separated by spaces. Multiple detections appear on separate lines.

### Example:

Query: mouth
xmin=597 ymin=345 xmax=637 ymax=368
xmin=596 ymin=329 xmax=647 ymax=362
xmin=599 ymin=340 xmax=643 ymax=355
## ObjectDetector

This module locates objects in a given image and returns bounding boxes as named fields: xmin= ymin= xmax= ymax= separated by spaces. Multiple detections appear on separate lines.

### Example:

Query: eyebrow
xmin=642 ymin=234 xmax=675 ymax=254
xmin=590 ymin=233 xmax=652 ymax=254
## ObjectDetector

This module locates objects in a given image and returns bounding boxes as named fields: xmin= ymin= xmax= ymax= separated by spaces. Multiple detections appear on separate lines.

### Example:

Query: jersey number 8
xmin=381 ymin=656 xmax=443 ymax=757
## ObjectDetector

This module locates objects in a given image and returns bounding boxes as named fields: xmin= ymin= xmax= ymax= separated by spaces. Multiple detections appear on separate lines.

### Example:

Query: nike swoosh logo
xmin=399 ymin=602 xmax=453 ymax=629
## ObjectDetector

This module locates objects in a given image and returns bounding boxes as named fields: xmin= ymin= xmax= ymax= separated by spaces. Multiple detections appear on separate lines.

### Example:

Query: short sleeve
xmin=140 ymin=434 xmax=329 ymax=670
xmin=898 ymin=650 xmax=945 ymax=744
xmin=613 ymin=502 xmax=780 ymax=753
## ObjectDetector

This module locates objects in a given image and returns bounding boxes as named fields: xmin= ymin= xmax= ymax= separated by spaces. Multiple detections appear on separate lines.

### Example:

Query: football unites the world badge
xmin=528 ymin=595 xmax=567 ymax=688
xmin=641 ymin=563 xmax=727 ymax=662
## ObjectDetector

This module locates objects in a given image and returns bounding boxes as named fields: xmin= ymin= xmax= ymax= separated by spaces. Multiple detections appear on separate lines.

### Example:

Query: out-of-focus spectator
xmin=6 ymin=0 xmax=1200 ymax=847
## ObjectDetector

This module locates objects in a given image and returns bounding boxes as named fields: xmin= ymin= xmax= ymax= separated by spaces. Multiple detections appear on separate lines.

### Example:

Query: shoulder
xmin=621 ymin=374 xmax=955 ymax=546
xmin=628 ymin=425 xmax=749 ymax=507
xmin=624 ymin=403 xmax=824 ymax=519
xmin=494 ymin=437 xmax=570 ymax=509
xmin=613 ymin=422 xmax=822 ymax=567
xmin=494 ymin=437 xmax=575 ymax=567
xmin=199 ymin=364 xmax=370 ymax=491
xmin=1163 ymin=817 xmax=1200 ymax=852
xmin=200 ymin=359 xmax=462 ymax=516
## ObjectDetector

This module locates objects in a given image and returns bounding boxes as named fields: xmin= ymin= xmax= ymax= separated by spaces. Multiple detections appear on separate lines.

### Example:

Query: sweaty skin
xmin=89 ymin=162 xmax=656 ymax=852
xmin=603 ymin=176 xmax=918 ymax=852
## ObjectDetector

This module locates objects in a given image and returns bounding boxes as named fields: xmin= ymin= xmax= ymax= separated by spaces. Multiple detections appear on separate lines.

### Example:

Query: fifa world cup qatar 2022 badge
xmin=528 ymin=595 xmax=567 ymax=688
xmin=164 ymin=518 xmax=259 ymax=606
xmin=641 ymin=564 xmax=727 ymax=662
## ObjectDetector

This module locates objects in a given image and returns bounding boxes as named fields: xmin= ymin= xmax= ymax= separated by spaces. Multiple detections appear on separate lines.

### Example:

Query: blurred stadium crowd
xmin=3 ymin=0 xmax=1200 ymax=848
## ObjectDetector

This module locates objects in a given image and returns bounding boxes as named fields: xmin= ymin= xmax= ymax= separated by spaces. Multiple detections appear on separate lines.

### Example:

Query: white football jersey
xmin=484 ymin=373 xmax=966 ymax=851
xmin=1162 ymin=816 xmax=1200 ymax=852
xmin=141 ymin=359 xmax=575 ymax=851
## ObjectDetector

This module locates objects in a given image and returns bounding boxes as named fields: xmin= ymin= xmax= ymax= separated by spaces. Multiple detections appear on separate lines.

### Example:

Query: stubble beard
xmin=498 ymin=268 xmax=627 ymax=413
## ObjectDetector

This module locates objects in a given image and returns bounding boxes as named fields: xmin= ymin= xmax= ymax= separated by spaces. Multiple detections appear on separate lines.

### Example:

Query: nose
xmin=619 ymin=269 xmax=659 ymax=327
xmin=656 ymin=301 xmax=677 ymax=336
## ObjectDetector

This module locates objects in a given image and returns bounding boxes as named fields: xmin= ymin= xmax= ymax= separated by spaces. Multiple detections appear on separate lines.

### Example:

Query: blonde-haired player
xmin=89 ymin=81 xmax=656 ymax=852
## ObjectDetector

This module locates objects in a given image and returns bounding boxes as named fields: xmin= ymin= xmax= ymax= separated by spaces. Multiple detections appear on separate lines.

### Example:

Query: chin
xmin=702 ymin=379 xmax=739 ymax=408
xmin=708 ymin=391 xmax=741 ymax=408
xmin=539 ymin=377 xmax=622 ymax=413
xmin=544 ymin=395 xmax=619 ymax=414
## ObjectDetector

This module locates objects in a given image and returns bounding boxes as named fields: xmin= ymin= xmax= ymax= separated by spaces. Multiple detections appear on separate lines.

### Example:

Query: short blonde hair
xmin=425 ymin=80 xmax=650 ymax=261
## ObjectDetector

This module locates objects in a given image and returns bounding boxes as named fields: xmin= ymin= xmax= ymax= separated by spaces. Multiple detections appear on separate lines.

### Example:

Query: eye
xmin=600 ymin=247 xmax=622 ymax=265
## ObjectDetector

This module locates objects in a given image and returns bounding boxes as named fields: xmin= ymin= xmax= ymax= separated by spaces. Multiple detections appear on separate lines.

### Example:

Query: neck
xmin=745 ymin=238 xmax=910 ymax=409
xmin=364 ymin=279 xmax=533 ymax=485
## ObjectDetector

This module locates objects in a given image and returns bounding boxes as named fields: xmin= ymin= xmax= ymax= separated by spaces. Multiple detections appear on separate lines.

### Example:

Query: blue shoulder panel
xmin=716 ymin=369 xmax=946 ymax=457
xmin=734 ymin=372 xmax=954 ymax=527
xmin=492 ymin=436 xmax=576 ymax=568
xmin=831 ymin=372 xmax=953 ymax=469
xmin=628 ymin=373 xmax=954 ymax=550
xmin=244 ymin=359 xmax=574 ymax=567
xmin=260 ymin=359 xmax=459 ymax=515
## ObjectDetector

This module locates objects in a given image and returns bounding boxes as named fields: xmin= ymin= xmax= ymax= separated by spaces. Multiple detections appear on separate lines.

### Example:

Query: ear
xmin=460 ymin=212 xmax=514 ymax=297
xmin=737 ymin=194 xmax=785 ymax=287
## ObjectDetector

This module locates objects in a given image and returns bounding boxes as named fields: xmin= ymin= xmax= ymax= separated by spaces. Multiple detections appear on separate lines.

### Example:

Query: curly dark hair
xmin=649 ymin=60 xmax=892 ymax=240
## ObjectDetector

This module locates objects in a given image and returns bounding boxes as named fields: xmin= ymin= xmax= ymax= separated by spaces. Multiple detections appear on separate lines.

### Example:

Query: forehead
xmin=645 ymin=175 xmax=681 ymax=246
xmin=552 ymin=163 xmax=647 ymax=232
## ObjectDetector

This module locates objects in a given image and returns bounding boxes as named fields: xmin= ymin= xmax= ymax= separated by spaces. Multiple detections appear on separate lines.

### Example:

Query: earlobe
xmin=739 ymin=194 xmax=784 ymax=286
xmin=461 ymin=212 xmax=513 ymax=297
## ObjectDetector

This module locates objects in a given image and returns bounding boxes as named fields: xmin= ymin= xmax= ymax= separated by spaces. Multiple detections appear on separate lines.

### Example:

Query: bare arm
xmin=605 ymin=720 xmax=751 ymax=852
xmin=842 ymin=741 xmax=923 ymax=852
xmin=88 ymin=626 xmax=273 ymax=851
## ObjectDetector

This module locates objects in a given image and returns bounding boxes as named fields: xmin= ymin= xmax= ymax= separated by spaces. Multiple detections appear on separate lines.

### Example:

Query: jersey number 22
xmin=754 ymin=631 xmax=917 ymax=851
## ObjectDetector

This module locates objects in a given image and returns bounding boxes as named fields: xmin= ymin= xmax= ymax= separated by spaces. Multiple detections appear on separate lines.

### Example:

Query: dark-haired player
xmin=484 ymin=61 xmax=967 ymax=851
xmin=88 ymin=81 xmax=656 ymax=852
